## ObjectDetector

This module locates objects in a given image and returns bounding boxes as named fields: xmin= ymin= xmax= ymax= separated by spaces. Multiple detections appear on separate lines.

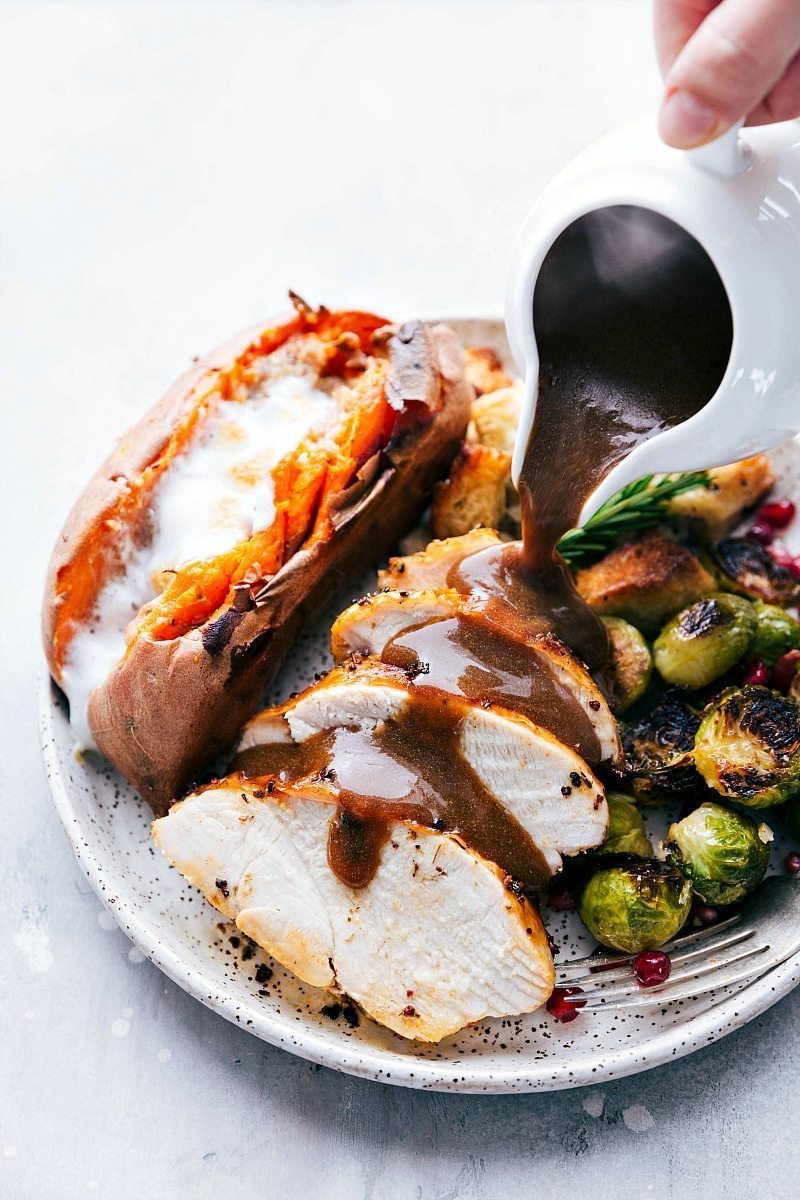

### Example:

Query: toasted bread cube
xmin=666 ymin=455 xmax=775 ymax=541
xmin=431 ymin=443 xmax=511 ymax=540
xmin=576 ymin=533 xmax=716 ymax=631
xmin=464 ymin=346 xmax=513 ymax=396
xmin=467 ymin=381 xmax=523 ymax=456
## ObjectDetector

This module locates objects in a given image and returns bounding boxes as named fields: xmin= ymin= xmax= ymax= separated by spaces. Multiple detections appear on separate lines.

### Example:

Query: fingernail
xmin=658 ymin=89 xmax=721 ymax=149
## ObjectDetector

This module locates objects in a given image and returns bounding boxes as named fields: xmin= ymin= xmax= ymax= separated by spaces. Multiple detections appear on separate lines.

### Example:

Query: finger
xmin=746 ymin=48 xmax=800 ymax=123
xmin=658 ymin=0 xmax=800 ymax=148
xmin=653 ymin=0 xmax=719 ymax=77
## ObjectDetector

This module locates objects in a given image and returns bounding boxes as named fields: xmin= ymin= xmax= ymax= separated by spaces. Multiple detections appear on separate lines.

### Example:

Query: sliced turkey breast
xmin=378 ymin=529 xmax=503 ymax=591
xmin=330 ymin=587 xmax=466 ymax=661
xmin=329 ymin=589 xmax=621 ymax=765
xmin=153 ymin=784 xmax=555 ymax=1041
xmin=236 ymin=660 xmax=608 ymax=881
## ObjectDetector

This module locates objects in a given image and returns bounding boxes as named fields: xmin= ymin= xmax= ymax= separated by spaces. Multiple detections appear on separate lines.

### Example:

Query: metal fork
xmin=557 ymin=873 xmax=800 ymax=1011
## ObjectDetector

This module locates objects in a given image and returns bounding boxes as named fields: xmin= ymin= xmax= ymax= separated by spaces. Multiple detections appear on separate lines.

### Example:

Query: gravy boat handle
xmin=686 ymin=119 xmax=750 ymax=178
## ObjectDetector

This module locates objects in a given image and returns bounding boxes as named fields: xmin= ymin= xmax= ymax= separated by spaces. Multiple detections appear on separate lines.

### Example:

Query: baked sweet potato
xmin=43 ymin=302 xmax=471 ymax=813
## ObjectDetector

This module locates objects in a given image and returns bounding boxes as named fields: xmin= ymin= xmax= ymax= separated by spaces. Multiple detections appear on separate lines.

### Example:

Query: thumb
xmin=658 ymin=0 xmax=800 ymax=148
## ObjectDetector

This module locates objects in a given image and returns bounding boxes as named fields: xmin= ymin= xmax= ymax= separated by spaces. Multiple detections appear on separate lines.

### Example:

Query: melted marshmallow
xmin=62 ymin=373 xmax=338 ymax=749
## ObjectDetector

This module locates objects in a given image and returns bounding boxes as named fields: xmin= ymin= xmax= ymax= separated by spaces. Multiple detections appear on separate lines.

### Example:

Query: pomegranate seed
xmin=785 ymin=852 xmax=800 ymax=876
xmin=743 ymin=661 xmax=769 ymax=686
xmin=749 ymin=522 xmax=775 ymax=545
xmin=758 ymin=500 xmax=796 ymax=529
xmin=633 ymin=950 xmax=671 ymax=988
xmin=548 ymin=882 xmax=577 ymax=911
xmin=546 ymin=986 xmax=586 ymax=1022
xmin=771 ymin=650 xmax=800 ymax=692
xmin=691 ymin=902 xmax=719 ymax=927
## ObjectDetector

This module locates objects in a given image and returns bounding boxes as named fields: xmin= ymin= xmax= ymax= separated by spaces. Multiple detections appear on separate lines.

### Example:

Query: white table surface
xmin=1 ymin=2 xmax=797 ymax=1197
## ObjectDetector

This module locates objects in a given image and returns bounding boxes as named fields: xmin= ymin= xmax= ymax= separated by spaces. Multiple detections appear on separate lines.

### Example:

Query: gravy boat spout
xmin=505 ymin=117 xmax=800 ymax=527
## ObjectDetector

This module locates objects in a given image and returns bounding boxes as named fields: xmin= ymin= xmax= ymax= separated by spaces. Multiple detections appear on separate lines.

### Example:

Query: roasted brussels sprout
xmin=665 ymin=802 xmax=770 ymax=905
xmin=599 ymin=617 xmax=653 ymax=712
xmin=750 ymin=602 xmax=800 ymax=667
xmin=653 ymin=594 xmax=755 ymax=689
xmin=578 ymin=857 xmax=692 ymax=953
xmin=712 ymin=537 xmax=800 ymax=606
xmin=621 ymin=691 xmax=703 ymax=803
xmin=694 ymin=685 xmax=800 ymax=807
xmin=595 ymin=793 xmax=653 ymax=858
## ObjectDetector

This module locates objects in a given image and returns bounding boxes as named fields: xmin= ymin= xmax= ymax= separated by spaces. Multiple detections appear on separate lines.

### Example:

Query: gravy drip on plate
xmin=233 ymin=692 xmax=551 ymax=893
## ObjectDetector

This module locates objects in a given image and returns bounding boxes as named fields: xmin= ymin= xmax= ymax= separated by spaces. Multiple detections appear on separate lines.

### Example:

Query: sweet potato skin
xmin=45 ymin=320 xmax=471 ymax=813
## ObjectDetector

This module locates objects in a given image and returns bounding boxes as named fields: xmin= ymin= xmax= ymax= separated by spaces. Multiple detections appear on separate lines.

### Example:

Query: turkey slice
xmin=379 ymin=529 xmax=503 ymax=591
xmin=237 ymin=660 xmax=608 ymax=877
xmin=153 ymin=784 xmax=555 ymax=1041
xmin=330 ymin=589 xmax=621 ymax=765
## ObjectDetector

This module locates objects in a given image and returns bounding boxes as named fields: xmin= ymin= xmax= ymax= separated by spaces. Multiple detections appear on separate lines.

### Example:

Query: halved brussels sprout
xmin=694 ymin=685 xmax=800 ymax=807
xmin=653 ymin=593 xmax=755 ymax=689
xmin=600 ymin=618 xmax=653 ymax=713
xmin=578 ymin=857 xmax=692 ymax=953
xmin=751 ymin=602 xmax=800 ymax=667
xmin=665 ymin=801 xmax=770 ymax=905
xmin=595 ymin=793 xmax=653 ymax=858
xmin=621 ymin=691 xmax=704 ymax=803
xmin=712 ymin=538 xmax=800 ymax=606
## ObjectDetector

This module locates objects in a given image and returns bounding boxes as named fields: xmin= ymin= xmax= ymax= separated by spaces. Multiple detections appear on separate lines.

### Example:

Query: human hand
xmin=654 ymin=0 xmax=800 ymax=148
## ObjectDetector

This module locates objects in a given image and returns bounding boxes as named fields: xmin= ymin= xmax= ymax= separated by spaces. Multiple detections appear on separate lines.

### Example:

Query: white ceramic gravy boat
xmin=505 ymin=117 xmax=800 ymax=523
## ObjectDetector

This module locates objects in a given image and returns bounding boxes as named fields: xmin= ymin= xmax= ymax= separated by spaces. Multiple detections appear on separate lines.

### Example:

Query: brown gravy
xmin=233 ymin=690 xmax=551 ymax=892
xmin=236 ymin=208 xmax=733 ymax=893
xmin=380 ymin=612 xmax=601 ymax=762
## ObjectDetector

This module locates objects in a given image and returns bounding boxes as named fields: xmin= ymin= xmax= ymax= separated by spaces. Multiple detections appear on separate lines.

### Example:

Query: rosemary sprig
xmin=557 ymin=471 xmax=711 ymax=567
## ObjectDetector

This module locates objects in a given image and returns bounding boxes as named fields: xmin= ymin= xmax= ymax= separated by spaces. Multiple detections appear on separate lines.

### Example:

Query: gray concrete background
xmin=1 ymin=3 xmax=796 ymax=1196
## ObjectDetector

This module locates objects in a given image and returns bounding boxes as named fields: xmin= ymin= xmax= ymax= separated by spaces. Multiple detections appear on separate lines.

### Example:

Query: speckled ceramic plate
xmin=39 ymin=318 xmax=800 ymax=1093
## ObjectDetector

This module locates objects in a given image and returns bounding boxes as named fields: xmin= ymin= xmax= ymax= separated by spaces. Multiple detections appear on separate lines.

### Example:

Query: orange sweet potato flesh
xmin=134 ymin=364 xmax=395 ymax=643
xmin=56 ymin=318 xmax=472 ymax=812
xmin=49 ymin=307 xmax=389 ymax=671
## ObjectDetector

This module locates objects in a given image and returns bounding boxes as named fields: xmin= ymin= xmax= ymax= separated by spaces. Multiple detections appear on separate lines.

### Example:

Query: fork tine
xmin=663 ymin=912 xmax=743 ymax=951
xmin=656 ymin=926 xmax=756 ymax=972
xmin=570 ymin=944 xmax=775 ymax=1011
xmin=557 ymin=924 xmax=756 ymax=987
xmin=556 ymin=913 xmax=744 ymax=977
xmin=566 ymin=937 xmax=765 ymax=1005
